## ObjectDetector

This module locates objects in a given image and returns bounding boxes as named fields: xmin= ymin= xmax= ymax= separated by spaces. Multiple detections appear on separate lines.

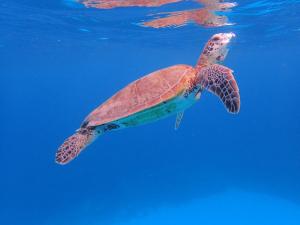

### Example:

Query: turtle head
xmin=196 ymin=32 xmax=236 ymax=69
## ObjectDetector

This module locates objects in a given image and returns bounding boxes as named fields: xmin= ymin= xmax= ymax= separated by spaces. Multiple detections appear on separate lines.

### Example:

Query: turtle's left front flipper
xmin=199 ymin=64 xmax=240 ymax=113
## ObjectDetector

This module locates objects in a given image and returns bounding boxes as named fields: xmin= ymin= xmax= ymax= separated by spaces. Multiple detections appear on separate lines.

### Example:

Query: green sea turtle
xmin=56 ymin=33 xmax=240 ymax=165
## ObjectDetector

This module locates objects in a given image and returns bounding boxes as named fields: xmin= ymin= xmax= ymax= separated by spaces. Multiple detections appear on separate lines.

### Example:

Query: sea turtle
xmin=56 ymin=33 xmax=240 ymax=165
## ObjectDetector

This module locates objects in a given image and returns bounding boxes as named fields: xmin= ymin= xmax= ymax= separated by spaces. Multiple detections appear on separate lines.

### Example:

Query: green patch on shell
xmin=115 ymin=94 xmax=195 ymax=128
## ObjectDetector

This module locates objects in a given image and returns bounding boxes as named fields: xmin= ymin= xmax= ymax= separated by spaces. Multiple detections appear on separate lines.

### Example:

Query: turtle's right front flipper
xmin=199 ymin=64 xmax=240 ymax=113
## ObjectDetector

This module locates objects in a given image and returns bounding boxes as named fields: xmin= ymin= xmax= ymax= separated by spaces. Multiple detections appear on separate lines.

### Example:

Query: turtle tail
xmin=199 ymin=64 xmax=240 ymax=113
xmin=55 ymin=128 xmax=98 ymax=165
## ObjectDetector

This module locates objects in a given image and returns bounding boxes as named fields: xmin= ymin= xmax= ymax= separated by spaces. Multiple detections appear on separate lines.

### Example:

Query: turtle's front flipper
xmin=200 ymin=64 xmax=240 ymax=113
xmin=55 ymin=128 xmax=98 ymax=165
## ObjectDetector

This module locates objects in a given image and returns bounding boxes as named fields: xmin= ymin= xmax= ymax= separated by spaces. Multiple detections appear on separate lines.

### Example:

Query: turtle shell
xmin=83 ymin=64 xmax=196 ymax=127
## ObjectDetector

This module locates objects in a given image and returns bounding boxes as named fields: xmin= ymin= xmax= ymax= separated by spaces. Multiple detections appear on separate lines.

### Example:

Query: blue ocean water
xmin=1 ymin=0 xmax=300 ymax=225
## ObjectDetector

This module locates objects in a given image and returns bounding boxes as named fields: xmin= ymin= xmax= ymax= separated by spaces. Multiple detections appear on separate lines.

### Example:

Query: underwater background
xmin=1 ymin=0 xmax=300 ymax=224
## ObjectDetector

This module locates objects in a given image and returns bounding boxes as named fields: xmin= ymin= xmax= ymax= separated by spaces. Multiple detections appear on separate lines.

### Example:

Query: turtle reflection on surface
xmin=77 ymin=0 xmax=236 ymax=28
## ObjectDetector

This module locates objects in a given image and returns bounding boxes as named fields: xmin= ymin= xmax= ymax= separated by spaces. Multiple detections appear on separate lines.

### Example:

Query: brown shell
xmin=84 ymin=64 xmax=195 ymax=127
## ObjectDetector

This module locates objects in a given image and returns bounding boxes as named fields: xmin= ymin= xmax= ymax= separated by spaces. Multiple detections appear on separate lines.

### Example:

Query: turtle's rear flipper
xmin=55 ymin=129 xmax=97 ymax=165
xmin=200 ymin=64 xmax=240 ymax=113
xmin=175 ymin=111 xmax=184 ymax=130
